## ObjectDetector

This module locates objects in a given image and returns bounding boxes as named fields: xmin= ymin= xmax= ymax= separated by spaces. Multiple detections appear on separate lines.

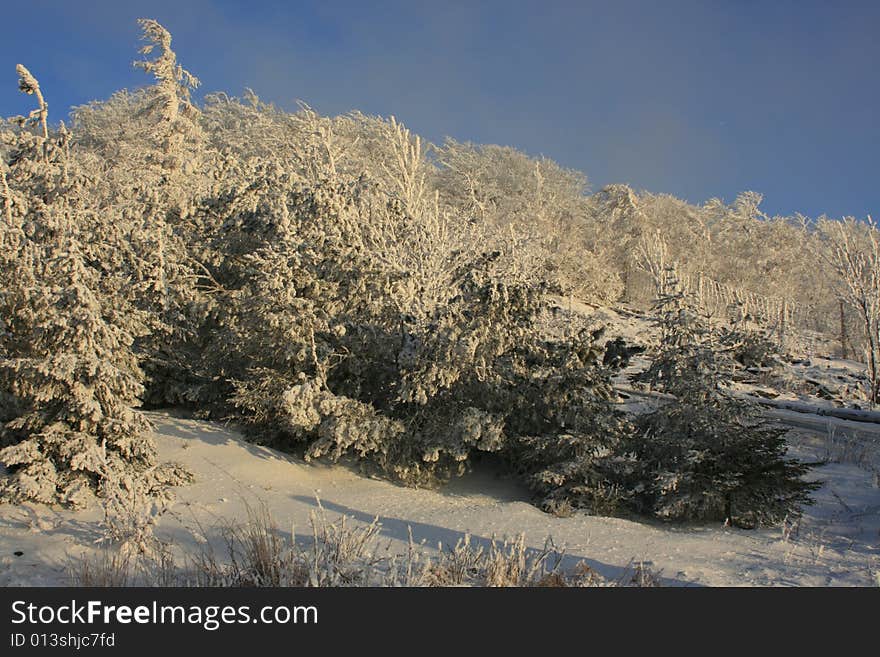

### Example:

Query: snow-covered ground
xmin=1 ymin=411 xmax=877 ymax=587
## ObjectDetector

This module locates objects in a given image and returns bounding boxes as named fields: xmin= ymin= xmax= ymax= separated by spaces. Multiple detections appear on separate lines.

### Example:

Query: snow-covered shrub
xmin=501 ymin=327 xmax=632 ymax=514
xmin=630 ymin=273 xmax=721 ymax=397
xmin=167 ymin=126 xmax=631 ymax=497
xmin=626 ymin=394 xmax=818 ymax=526
xmin=0 ymin=237 xmax=157 ymax=507
xmin=208 ymin=176 xmax=602 ymax=486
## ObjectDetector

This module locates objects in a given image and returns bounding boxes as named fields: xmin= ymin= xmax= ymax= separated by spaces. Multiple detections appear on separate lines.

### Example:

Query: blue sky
xmin=2 ymin=1 xmax=878 ymax=219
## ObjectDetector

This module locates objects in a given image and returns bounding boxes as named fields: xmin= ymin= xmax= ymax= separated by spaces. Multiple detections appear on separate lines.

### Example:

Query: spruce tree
xmin=0 ymin=236 xmax=158 ymax=506
xmin=626 ymin=268 xmax=818 ymax=526
xmin=0 ymin=65 xmax=186 ymax=507
xmin=506 ymin=326 xmax=632 ymax=516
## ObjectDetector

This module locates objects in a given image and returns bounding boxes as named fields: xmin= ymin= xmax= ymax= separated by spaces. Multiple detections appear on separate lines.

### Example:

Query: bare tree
xmin=819 ymin=216 xmax=880 ymax=404
xmin=635 ymin=230 xmax=671 ymax=297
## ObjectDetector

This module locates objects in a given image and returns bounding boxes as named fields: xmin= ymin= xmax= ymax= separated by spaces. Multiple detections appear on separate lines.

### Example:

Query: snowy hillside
xmin=2 ymin=17 xmax=879 ymax=589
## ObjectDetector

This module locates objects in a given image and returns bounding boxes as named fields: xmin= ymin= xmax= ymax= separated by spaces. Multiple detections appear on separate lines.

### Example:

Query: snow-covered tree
xmin=1 ymin=18 xmax=848 ymax=526
xmin=625 ymin=272 xmax=818 ymax=526
xmin=819 ymin=216 xmax=880 ymax=404
xmin=435 ymin=139 xmax=621 ymax=303
xmin=0 ymin=63 xmax=188 ymax=507
xmin=0 ymin=236 xmax=158 ymax=506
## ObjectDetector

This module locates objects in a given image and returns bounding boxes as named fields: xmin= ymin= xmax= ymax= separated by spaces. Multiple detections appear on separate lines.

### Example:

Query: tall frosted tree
xmin=0 ymin=65 xmax=183 ymax=507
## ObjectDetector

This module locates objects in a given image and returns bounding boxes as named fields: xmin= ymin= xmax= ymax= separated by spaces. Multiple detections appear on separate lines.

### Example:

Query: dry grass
xmin=67 ymin=497 xmax=662 ymax=587
xmin=820 ymin=424 xmax=879 ymax=472
xmin=188 ymin=503 xmax=307 ymax=586
xmin=68 ymin=549 xmax=132 ymax=587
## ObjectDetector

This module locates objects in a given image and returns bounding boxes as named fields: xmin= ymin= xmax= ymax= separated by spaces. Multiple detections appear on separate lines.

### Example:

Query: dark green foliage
xmin=718 ymin=323 xmax=781 ymax=370
xmin=630 ymin=269 xmax=721 ymax=399
xmin=623 ymin=269 xmax=818 ymax=526
xmin=496 ymin=329 xmax=627 ymax=514
xmin=602 ymin=336 xmax=645 ymax=369
xmin=625 ymin=396 xmax=818 ymax=526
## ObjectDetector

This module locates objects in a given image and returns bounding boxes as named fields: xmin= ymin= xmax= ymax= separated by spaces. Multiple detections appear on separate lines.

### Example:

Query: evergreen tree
xmin=506 ymin=326 xmax=632 ymax=516
xmin=625 ymin=268 xmax=819 ymax=526
xmin=716 ymin=302 xmax=782 ymax=371
xmin=0 ymin=236 xmax=158 ymax=506
xmin=0 ymin=65 xmax=188 ymax=507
